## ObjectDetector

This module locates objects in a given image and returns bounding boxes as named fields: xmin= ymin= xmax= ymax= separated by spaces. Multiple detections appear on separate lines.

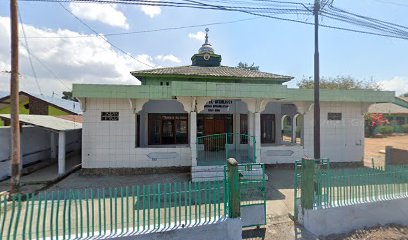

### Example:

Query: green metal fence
xmin=224 ymin=163 xmax=266 ymax=227
xmin=295 ymin=160 xmax=408 ymax=219
xmin=315 ymin=164 xmax=408 ymax=208
xmin=294 ymin=158 xmax=329 ymax=218
xmin=0 ymin=181 xmax=225 ymax=240
xmin=196 ymin=133 xmax=256 ymax=166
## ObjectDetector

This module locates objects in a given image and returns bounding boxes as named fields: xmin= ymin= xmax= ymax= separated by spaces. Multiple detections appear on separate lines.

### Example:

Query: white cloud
xmin=379 ymin=77 xmax=408 ymax=96
xmin=188 ymin=31 xmax=206 ymax=42
xmin=69 ymin=3 xmax=129 ymax=29
xmin=140 ymin=4 xmax=162 ymax=18
xmin=155 ymin=54 xmax=181 ymax=64
xmin=0 ymin=17 xmax=156 ymax=96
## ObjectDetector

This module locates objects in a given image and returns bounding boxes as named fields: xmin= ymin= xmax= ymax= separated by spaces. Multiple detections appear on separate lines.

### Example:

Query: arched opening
xmin=281 ymin=115 xmax=293 ymax=144
xmin=293 ymin=114 xmax=303 ymax=145
xmin=139 ymin=100 xmax=188 ymax=147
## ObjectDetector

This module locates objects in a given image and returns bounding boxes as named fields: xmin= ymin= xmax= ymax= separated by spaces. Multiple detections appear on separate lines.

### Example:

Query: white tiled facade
xmin=81 ymin=98 xmax=367 ymax=169
xmin=82 ymin=98 xmax=191 ymax=169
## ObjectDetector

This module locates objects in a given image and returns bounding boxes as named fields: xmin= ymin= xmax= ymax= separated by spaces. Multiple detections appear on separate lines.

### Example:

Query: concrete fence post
xmin=301 ymin=158 xmax=315 ymax=212
xmin=227 ymin=158 xmax=240 ymax=218
xmin=385 ymin=146 xmax=392 ymax=169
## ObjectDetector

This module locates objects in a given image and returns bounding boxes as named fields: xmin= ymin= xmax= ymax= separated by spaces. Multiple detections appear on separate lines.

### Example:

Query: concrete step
xmin=191 ymin=165 xmax=225 ymax=182
xmin=191 ymin=166 xmax=268 ymax=182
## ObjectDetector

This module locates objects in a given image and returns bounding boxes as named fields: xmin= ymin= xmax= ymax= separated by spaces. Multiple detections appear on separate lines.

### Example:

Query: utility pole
xmin=10 ymin=0 xmax=21 ymax=194
xmin=313 ymin=0 xmax=321 ymax=159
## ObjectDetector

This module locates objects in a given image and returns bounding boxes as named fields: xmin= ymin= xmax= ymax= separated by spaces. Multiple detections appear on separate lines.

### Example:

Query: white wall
xmin=0 ymin=126 xmax=81 ymax=180
xmin=301 ymin=197 xmax=408 ymax=236
xmin=261 ymin=102 xmax=365 ymax=164
xmin=303 ymin=102 xmax=365 ymax=162
xmin=82 ymin=98 xmax=191 ymax=169
xmin=82 ymin=98 xmax=367 ymax=168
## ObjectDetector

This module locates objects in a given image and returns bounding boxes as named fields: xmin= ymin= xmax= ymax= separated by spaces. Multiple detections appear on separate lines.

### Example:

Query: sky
xmin=0 ymin=0 xmax=408 ymax=98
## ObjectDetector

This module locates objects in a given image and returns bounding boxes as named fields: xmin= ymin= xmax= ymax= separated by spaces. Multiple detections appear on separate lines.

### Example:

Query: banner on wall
xmin=204 ymin=99 xmax=233 ymax=113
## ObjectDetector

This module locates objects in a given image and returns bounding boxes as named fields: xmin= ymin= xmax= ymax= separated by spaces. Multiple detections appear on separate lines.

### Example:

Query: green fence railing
xmin=0 ymin=181 xmax=225 ymax=240
xmin=315 ymin=164 xmax=408 ymax=208
xmin=196 ymin=133 xmax=256 ymax=166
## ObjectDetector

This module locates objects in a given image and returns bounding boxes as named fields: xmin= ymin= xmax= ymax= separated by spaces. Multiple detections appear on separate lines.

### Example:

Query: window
xmin=240 ymin=114 xmax=248 ymax=144
xmin=148 ymin=114 xmax=188 ymax=145
xmin=328 ymin=113 xmax=342 ymax=121
xmin=396 ymin=117 xmax=406 ymax=125
xmin=101 ymin=112 xmax=119 ymax=121
xmin=261 ymin=114 xmax=276 ymax=144
xmin=136 ymin=114 xmax=140 ymax=147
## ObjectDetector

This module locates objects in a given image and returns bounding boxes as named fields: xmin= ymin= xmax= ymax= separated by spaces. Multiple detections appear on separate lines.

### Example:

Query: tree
xmin=297 ymin=76 xmax=382 ymax=90
xmin=237 ymin=62 xmax=260 ymax=71
xmin=401 ymin=92 xmax=408 ymax=97
xmin=62 ymin=91 xmax=78 ymax=102
xmin=365 ymin=113 xmax=389 ymax=137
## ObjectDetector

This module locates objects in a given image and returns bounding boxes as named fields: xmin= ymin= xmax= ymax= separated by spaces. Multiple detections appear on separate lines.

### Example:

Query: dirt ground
xmin=364 ymin=134 xmax=408 ymax=166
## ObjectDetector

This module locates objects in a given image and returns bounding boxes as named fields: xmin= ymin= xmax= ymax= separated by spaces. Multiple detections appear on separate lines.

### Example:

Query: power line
xmin=57 ymin=2 xmax=155 ymax=68
xmin=21 ymin=0 xmax=408 ymax=41
xmin=20 ymin=47 xmax=72 ymax=91
xmin=23 ymin=17 xmax=262 ymax=39
xmin=18 ymin=8 xmax=43 ymax=95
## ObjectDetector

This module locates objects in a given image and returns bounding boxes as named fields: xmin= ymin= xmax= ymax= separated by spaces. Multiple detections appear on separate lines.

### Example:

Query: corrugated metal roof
xmin=0 ymin=114 xmax=82 ymax=131
xmin=368 ymin=103 xmax=408 ymax=114
xmin=0 ymin=91 xmax=82 ymax=115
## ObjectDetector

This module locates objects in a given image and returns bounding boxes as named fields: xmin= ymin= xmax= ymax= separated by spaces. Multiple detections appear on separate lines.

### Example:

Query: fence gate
xmin=224 ymin=163 xmax=266 ymax=227
xmin=197 ymin=133 xmax=256 ymax=166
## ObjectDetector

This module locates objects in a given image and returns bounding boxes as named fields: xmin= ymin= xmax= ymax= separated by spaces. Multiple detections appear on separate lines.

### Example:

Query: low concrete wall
xmin=0 ymin=126 xmax=81 ymax=180
xmin=66 ymin=218 xmax=242 ymax=240
xmin=301 ymin=197 xmax=408 ymax=236
xmin=386 ymin=146 xmax=408 ymax=165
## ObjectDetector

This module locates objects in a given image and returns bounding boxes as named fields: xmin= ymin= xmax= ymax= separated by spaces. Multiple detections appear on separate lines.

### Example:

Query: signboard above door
xmin=204 ymin=99 xmax=234 ymax=113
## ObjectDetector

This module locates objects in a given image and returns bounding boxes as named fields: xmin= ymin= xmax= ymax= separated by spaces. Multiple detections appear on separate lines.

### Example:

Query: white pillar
xmin=254 ymin=112 xmax=261 ymax=163
xmin=50 ymin=132 xmax=57 ymax=160
xmin=190 ymin=112 xmax=197 ymax=166
xmin=58 ymin=131 xmax=66 ymax=175
xmin=292 ymin=116 xmax=298 ymax=143
xmin=248 ymin=112 xmax=254 ymax=142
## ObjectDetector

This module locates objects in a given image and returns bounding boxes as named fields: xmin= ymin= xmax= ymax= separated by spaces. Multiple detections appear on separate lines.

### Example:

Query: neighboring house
xmin=368 ymin=97 xmax=408 ymax=133
xmin=0 ymin=91 xmax=82 ymax=126
xmin=73 ymin=30 xmax=404 ymax=180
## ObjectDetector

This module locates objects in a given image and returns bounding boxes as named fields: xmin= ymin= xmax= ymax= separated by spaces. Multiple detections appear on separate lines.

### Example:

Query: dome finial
xmin=205 ymin=28 xmax=209 ymax=44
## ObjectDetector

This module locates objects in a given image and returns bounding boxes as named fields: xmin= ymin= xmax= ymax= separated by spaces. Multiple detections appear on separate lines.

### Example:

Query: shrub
xmin=378 ymin=125 xmax=394 ymax=135
xmin=402 ymin=124 xmax=408 ymax=133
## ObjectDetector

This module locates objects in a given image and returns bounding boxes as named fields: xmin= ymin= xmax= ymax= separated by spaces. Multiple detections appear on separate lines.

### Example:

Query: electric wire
xmin=18 ymin=8 xmax=43 ymax=95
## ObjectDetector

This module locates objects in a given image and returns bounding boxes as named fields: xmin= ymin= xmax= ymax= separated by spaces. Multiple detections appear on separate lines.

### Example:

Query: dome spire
xmin=198 ymin=28 xmax=214 ymax=54
xmin=205 ymin=28 xmax=209 ymax=44
xmin=191 ymin=28 xmax=222 ymax=67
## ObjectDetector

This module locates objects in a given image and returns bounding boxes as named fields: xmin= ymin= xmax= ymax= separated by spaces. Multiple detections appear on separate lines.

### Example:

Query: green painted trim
xmin=48 ymin=106 xmax=69 ymax=116
xmin=394 ymin=97 xmax=408 ymax=108
xmin=73 ymin=81 xmax=396 ymax=103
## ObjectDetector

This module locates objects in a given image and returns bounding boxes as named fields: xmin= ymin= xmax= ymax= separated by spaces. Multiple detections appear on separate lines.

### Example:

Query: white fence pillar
xmin=58 ymin=131 xmax=66 ymax=175
xmin=254 ymin=112 xmax=261 ymax=163
xmin=190 ymin=112 xmax=197 ymax=166
xmin=292 ymin=115 xmax=298 ymax=143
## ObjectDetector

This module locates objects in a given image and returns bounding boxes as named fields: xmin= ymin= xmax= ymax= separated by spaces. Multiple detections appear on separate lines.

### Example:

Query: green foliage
xmin=297 ymin=76 xmax=382 ymax=90
xmin=377 ymin=125 xmax=394 ymax=135
xmin=237 ymin=62 xmax=260 ymax=71
xmin=402 ymin=93 xmax=408 ymax=97
xmin=62 ymin=91 xmax=78 ymax=102
xmin=401 ymin=124 xmax=408 ymax=133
